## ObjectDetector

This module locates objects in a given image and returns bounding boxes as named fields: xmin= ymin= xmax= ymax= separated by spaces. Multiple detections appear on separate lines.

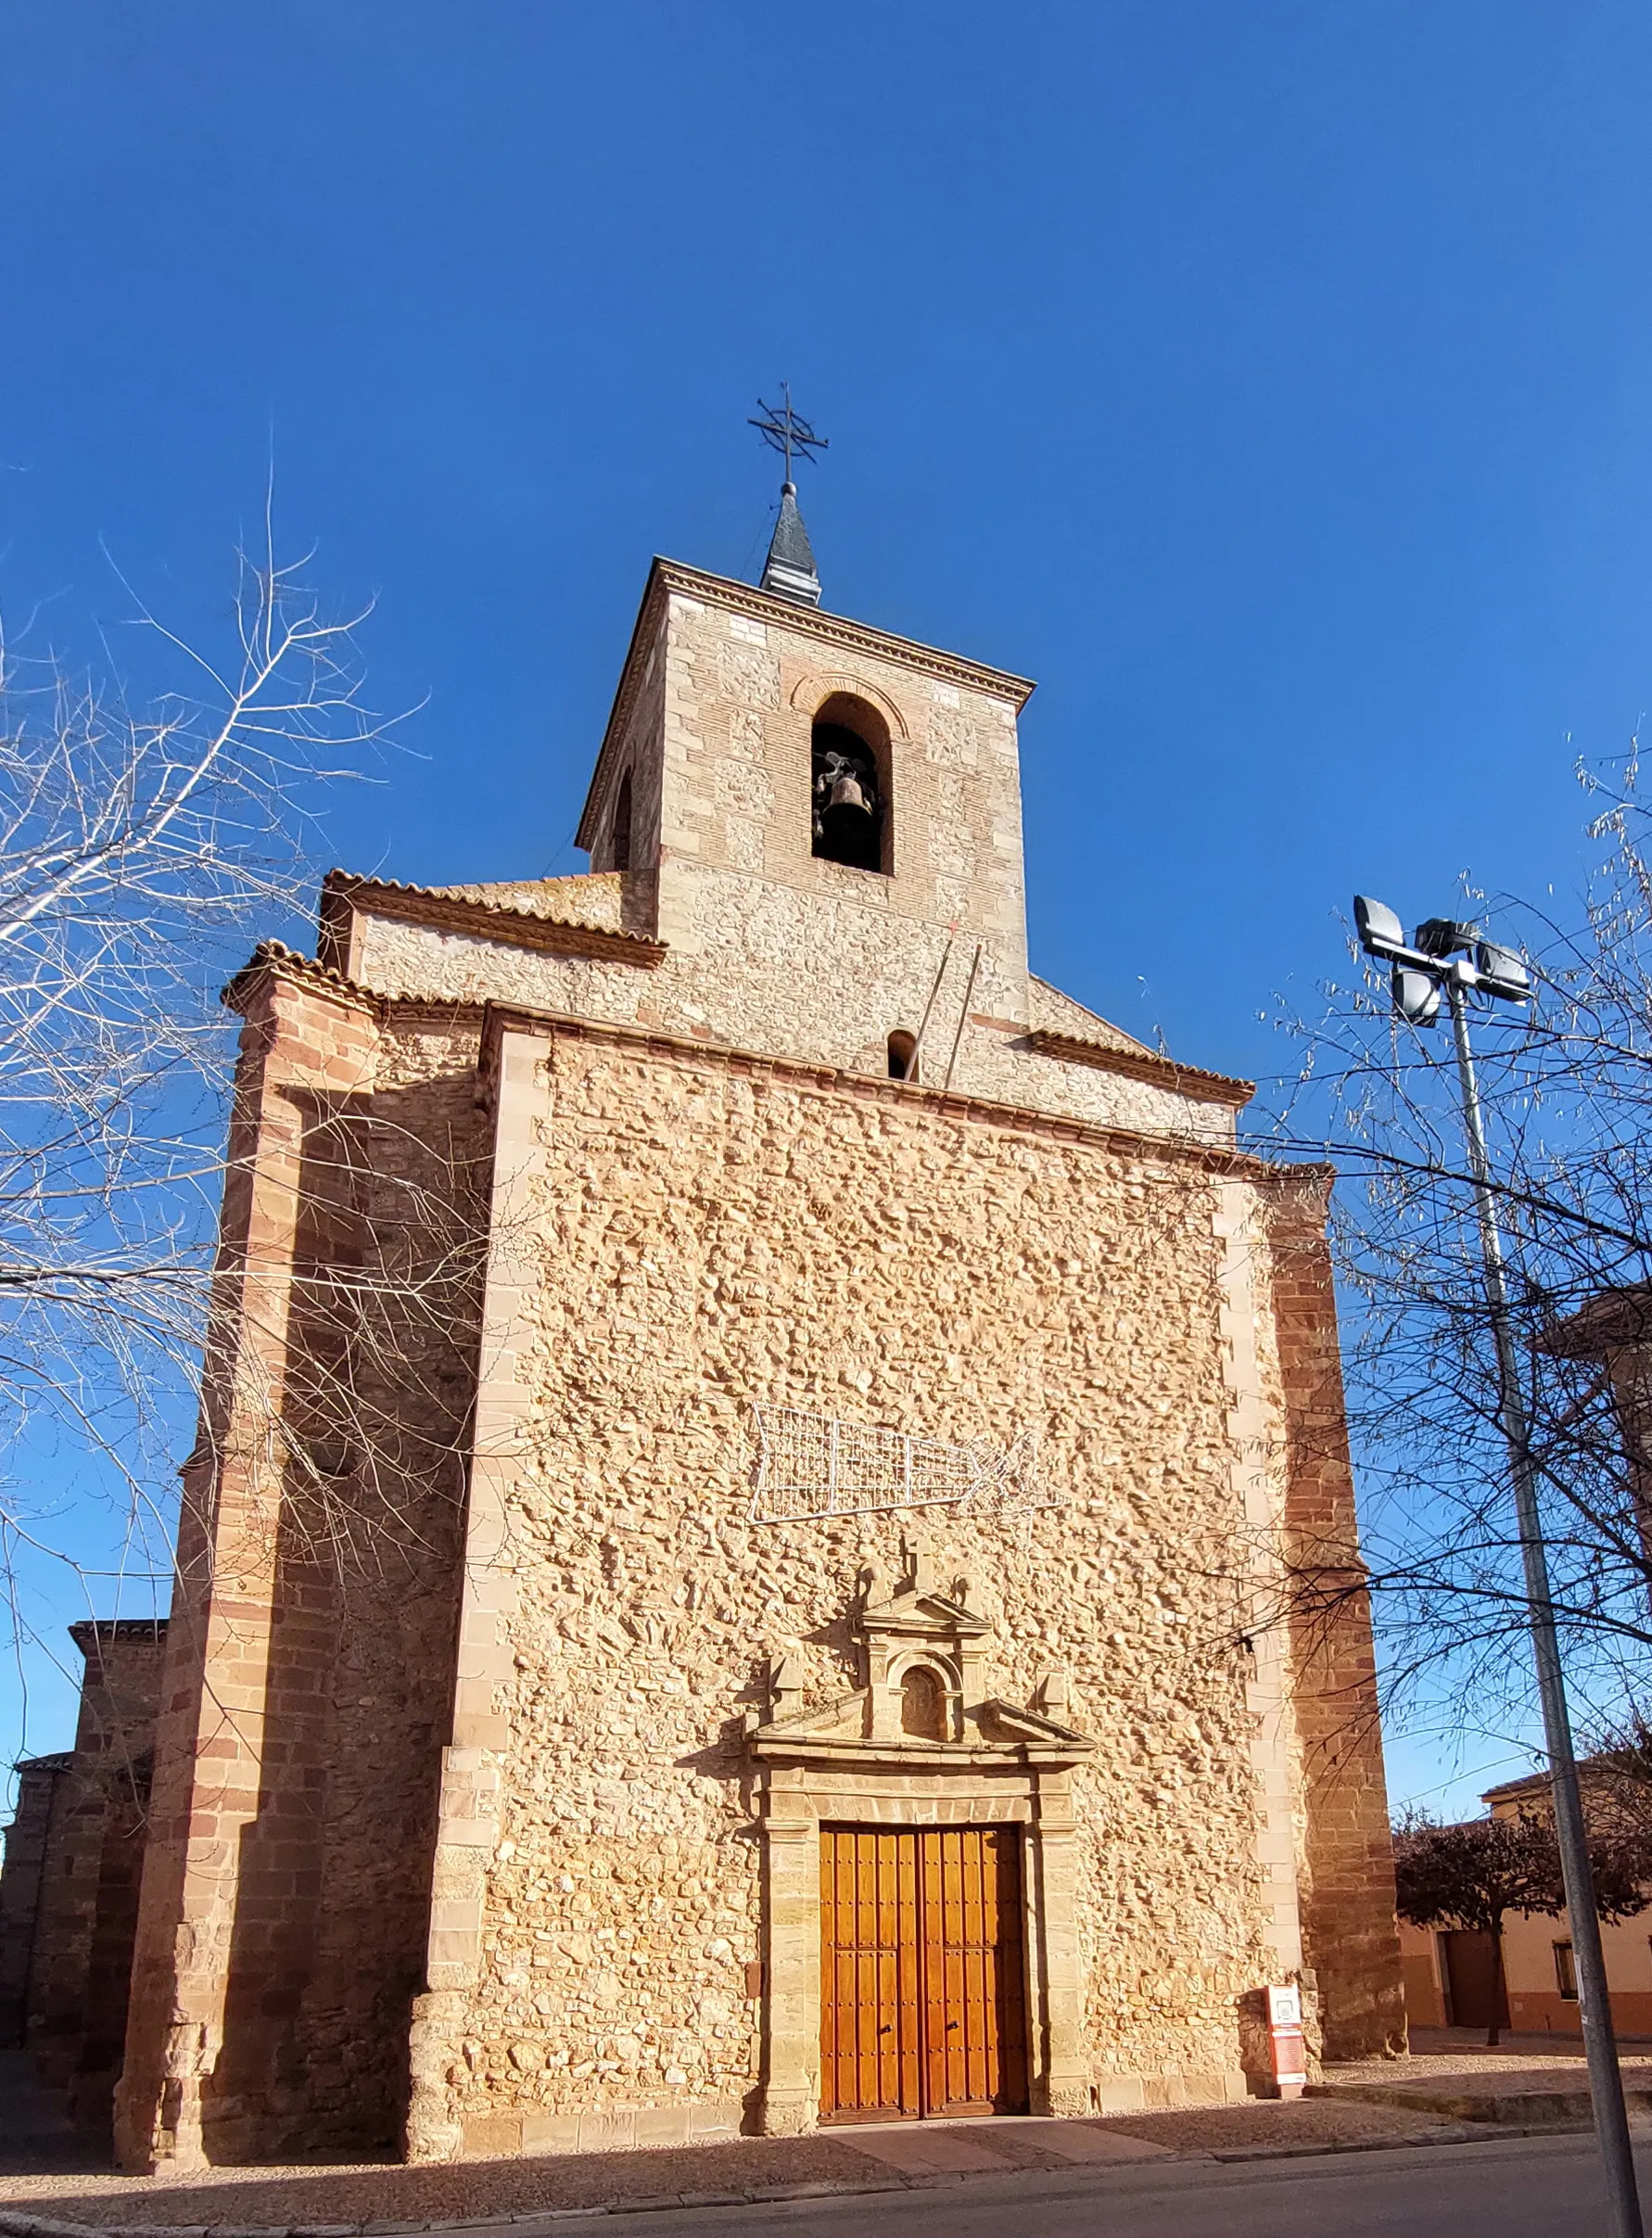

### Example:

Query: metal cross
xmin=748 ymin=382 xmax=828 ymax=483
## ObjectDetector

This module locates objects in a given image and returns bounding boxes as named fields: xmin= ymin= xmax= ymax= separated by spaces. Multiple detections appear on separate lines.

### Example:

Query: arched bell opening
xmin=887 ymin=1029 xmax=919 ymax=1082
xmin=811 ymin=693 xmax=891 ymax=874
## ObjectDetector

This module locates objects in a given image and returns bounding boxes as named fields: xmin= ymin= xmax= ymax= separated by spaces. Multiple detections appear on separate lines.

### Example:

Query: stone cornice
xmin=1026 ymin=1029 xmax=1255 ymax=1111
xmin=861 ymin=1588 xmax=992 ymax=1643
xmin=657 ymin=560 xmax=1039 ymax=705
xmin=219 ymin=940 xmax=502 ymax=1035
xmin=480 ymin=998 xmax=1286 ymax=1180
xmin=70 ymin=1618 xmax=169 ymax=1650
xmin=750 ymin=1733 xmax=1089 ymax=1771
xmin=577 ymin=556 xmax=1037 ymax=850
xmin=320 ymin=871 xmax=667 ymax=972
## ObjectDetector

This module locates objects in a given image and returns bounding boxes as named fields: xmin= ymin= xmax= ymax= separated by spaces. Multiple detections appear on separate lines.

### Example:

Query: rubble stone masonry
xmin=398 ymin=1014 xmax=1399 ymax=2157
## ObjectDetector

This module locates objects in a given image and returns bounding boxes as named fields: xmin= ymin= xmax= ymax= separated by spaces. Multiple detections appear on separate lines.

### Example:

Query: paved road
xmin=531 ymin=2131 xmax=1651 ymax=2237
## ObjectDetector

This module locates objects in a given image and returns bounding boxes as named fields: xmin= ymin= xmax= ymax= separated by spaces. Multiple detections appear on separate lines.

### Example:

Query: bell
xmin=829 ymin=771 xmax=870 ymax=815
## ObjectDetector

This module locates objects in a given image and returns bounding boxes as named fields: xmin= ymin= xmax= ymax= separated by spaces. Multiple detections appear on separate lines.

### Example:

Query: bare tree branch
xmin=1261 ymin=745 xmax=1652 ymax=1762
xmin=0 ymin=526 xmax=426 ymax=1758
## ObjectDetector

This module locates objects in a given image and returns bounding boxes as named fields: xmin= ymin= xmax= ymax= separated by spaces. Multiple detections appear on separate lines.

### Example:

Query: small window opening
xmin=812 ymin=721 xmax=883 ymax=872
xmin=887 ymin=1030 xmax=918 ymax=1082
xmin=610 ymin=769 xmax=633 ymax=872
xmin=1555 ymin=1940 xmax=1577 ymax=2000
xmin=899 ymin=1665 xmax=948 ymax=1741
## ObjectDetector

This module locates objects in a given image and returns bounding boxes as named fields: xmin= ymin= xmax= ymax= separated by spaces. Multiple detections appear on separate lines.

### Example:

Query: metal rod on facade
xmin=1446 ymin=972 xmax=1643 ymax=2238
xmin=909 ymin=928 xmax=957 ymax=1084
xmin=942 ymin=943 xmax=983 ymax=1094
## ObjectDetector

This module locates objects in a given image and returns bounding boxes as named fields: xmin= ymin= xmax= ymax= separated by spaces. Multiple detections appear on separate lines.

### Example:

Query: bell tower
xmin=574 ymin=527 xmax=1036 ymax=1077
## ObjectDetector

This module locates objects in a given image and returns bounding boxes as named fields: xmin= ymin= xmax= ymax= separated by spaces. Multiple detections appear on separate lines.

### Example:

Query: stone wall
xmin=404 ymin=1016 xmax=1377 ymax=2156
xmin=18 ymin=1622 xmax=166 ymax=2123
xmin=0 ymin=1753 xmax=70 ymax=2047
xmin=644 ymin=582 xmax=1028 ymax=965
xmin=351 ymin=900 xmax=1236 ymax=1147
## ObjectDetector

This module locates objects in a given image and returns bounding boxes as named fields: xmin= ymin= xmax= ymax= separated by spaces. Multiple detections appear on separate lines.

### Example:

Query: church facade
xmin=97 ymin=509 xmax=1402 ymax=2170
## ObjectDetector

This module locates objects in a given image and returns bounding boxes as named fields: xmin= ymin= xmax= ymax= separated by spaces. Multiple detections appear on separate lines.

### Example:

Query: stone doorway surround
xmin=747 ymin=1549 xmax=1094 ymax=2135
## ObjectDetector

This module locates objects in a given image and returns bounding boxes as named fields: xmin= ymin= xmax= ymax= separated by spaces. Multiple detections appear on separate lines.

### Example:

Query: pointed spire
xmin=760 ymin=481 xmax=822 ymax=606
xmin=749 ymin=388 xmax=828 ymax=605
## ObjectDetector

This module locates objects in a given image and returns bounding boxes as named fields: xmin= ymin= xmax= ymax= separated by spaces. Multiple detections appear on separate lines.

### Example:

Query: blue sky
xmin=5 ymin=1 xmax=1651 ymax=1811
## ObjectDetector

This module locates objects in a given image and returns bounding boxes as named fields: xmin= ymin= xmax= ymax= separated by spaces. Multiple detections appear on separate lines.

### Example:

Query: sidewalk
xmin=1319 ymin=2027 xmax=1652 ymax=2127
xmin=0 ymin=2092 xmax=1490 ymax=2233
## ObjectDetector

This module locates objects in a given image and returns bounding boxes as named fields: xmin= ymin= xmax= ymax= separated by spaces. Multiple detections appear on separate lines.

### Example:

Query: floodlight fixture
xmin=1353 ymin=895 xmax=1437 ymax=973
xmin=1353 ymin=896 xmax=1531 ymax=1012
xmin=1475 ymin=940 xmax=1531 ymax=1001
xmin=1391 ymin=967 xmax=1442 ymax=1028
xmin=1415 ymin=916 xmax=1480 ymax=960
xmin=1353 ymin=895 xmax=1405 ymax=957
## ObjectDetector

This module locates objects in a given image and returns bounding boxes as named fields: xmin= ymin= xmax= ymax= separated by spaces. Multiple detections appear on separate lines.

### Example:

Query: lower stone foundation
xmin=451 ymin=2068 xmax=1255 ymax=2159
xmin=459 ymin=2100 xmax=743 ymax=2159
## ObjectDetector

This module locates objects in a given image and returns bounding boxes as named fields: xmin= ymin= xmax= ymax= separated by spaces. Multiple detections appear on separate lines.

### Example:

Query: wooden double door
xmin=819 ymin=1825 xmax=1030 ymax=2122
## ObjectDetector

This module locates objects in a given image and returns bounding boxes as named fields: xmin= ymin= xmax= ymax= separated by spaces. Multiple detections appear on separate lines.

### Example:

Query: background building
xmin=1400 ymin=1769 xmax=1652 ymax=2037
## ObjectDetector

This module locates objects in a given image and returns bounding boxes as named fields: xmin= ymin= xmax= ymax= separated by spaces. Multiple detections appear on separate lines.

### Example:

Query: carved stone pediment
xmin=749 ymin=1538 xmax=1093 ymax=1771
xmin=982 ymin=1699 xmax=1092 ymax=1748
xmin=859 ymin=1584 xmax=991 ymax=1641
xmin=758 ymin=1688 xmax=869 ymax=1745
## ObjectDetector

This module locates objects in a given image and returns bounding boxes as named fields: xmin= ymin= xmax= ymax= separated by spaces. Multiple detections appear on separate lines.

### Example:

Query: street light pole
xmin=1353 ymin=897 xmax=1643 ymax=2238
xmin=1443 ymin=968 xmax=1642 ymax=2238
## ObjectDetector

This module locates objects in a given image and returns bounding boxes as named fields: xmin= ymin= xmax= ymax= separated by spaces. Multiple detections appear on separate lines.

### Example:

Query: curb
xmin=1204 ymin=2118 xmax=1591 ymax=2161
xmin=0 ymin=2123 xmax=1599 ymax=2235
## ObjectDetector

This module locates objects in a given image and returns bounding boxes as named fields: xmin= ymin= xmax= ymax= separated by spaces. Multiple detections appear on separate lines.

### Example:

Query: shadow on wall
xmin=204 ymin=1081 xmax=479 ymax=2162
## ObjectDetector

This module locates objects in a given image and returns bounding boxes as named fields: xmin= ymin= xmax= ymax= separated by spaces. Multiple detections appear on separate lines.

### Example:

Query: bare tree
xmin=1267 ymin=753 xmax=1652 ymax=1762
xmin=0 ymin=523 xmax=403 ymax=1723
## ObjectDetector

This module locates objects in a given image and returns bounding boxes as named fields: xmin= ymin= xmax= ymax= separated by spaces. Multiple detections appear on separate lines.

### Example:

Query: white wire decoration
xmin=748 ymin=1403 xmax=1061 ymax=1526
